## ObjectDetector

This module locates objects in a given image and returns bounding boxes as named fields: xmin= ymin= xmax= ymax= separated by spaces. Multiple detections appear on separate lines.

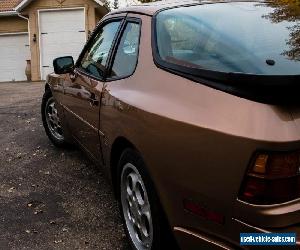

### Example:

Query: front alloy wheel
xmin=45 ymin=97 xmax=64 ymax=141
xmin=42 ymin=89 xmax=67 ymax=147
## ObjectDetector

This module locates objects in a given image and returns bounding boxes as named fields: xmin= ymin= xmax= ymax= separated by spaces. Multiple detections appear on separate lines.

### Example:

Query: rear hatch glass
xmin=154 ymin=2 xmax=300 ymax=103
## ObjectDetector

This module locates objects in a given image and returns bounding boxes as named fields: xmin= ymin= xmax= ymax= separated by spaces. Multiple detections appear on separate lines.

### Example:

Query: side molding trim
xmin=61 ymin=103 xmax=105 ymax=137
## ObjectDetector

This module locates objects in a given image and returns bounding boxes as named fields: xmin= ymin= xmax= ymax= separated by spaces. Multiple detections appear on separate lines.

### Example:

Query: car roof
xmin=108 ymin=0 xmax=263 ymax=16
xmin=109 ymin=0 xmax=205 ymax=16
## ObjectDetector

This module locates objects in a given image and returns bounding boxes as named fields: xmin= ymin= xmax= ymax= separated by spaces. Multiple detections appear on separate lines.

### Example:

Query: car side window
xmin=110 ymin=21 xmax=141 ymax=79
xmin=79 ymin=21 xmax=121 ymax=79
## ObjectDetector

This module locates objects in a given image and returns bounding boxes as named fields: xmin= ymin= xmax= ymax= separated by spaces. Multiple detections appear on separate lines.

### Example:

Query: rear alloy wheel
xmin=121 ymin=163 xmax=153 ymax=249
xmin=118 ymin=149 xmax=178 ymax=250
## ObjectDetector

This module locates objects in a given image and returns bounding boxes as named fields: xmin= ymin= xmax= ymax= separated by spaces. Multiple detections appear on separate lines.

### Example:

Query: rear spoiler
xmin=158 ymin=56 xmax=300 ymax=104
xmin=192 ymin=70 xmax=300 ymax=104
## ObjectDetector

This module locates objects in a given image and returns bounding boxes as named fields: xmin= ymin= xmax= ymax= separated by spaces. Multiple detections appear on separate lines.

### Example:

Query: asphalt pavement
xmin=0 ymin=81 xmax=130 ymax=250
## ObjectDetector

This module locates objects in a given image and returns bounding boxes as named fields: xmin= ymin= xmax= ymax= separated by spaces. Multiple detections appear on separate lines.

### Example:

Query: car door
xmin=62 ymin=17 xmax=125 ymax=163
xmin=98 ymin=16 xmax=142 ymax=165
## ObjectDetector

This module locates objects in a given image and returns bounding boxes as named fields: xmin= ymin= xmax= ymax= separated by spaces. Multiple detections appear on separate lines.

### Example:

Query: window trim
xmin=75 ymin=16 xmax=127 ymax=81
xmin=151 ymin=4 xmax=300 ymax=104
xmin=105 ymin=17 xmax=142 ymax=82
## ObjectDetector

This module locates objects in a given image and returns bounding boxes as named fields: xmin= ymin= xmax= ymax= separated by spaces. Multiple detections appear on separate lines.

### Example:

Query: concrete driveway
xmin=0 ymin=81 xmax=129 ymax=249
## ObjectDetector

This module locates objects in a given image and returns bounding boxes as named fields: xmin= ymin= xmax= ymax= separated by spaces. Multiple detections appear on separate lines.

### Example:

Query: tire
xmin=41 ymin=89 xmax=67 ymax=147
xmin=117 ymin=148 xmax=177 ymax=250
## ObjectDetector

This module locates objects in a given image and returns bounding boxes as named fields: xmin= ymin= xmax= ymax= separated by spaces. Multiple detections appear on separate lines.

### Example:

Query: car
xmin=41 ymin=1 xmax=300 ymax=249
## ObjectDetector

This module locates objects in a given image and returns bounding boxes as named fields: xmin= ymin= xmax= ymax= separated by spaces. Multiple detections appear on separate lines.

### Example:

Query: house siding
xmin=19 ymin=0 xmax=107 ymax=81
xmin=0 ymin=16 xmax=28 ymax=33
xmin=95 ymin=9 xmax=104 ymax=25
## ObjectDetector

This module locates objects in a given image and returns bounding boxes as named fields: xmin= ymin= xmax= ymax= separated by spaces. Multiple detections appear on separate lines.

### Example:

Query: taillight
xmin=239 ymin=151 xmax=300 ymax=205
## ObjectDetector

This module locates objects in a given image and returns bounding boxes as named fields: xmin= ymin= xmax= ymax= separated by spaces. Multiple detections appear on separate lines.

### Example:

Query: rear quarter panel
xmin=98 ymin=14 xmax=300 ymax=246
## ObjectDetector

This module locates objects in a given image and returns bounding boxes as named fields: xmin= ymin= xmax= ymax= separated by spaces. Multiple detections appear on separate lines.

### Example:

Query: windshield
xmin=155 ymin=2 xmax=300 ymax=75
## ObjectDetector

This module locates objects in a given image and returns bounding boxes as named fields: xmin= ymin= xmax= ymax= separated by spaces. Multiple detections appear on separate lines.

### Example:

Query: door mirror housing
xmin=53 ymin=56 xmax=74 ymax=74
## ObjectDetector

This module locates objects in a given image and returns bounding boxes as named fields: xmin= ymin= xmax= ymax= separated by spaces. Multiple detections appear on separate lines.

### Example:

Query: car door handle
xmin=89 ymin=93 xmax=99 ymax=107
xmin=70 ymin=71 xmax=78 ymax=81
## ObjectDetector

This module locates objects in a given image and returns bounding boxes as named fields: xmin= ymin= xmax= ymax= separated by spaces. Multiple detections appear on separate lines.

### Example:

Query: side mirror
xmin=53 ymin=56 xmax=74 ymax=74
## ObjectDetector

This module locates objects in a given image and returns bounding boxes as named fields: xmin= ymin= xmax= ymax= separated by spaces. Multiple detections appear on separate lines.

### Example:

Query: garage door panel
xmin=40 ymin=9 xmax=86 ymax=80
xmin=41 ymin=34 xmax=86 ymax=47
xmin=41 ymin=33 xmax=85 ymax=64
xmin=40 ymin=9 xmax=85 ymax=33
xmin=0 ymin=34 xmax=30 ymax=82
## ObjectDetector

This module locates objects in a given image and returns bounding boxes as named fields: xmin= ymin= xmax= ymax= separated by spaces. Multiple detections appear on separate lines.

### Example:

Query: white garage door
xmin=0 ymin=33 xmax=30 ymax=82
xmin=39 ymin=9 xmax=86 ymax=80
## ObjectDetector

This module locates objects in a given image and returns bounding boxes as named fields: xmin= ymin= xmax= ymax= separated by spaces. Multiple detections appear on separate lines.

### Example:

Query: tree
xmin=102 ymin=0 xmax=111 ymax=11
xmin=139 ymin=0 xmax=157 ymax=3
xmin=263 ymin=0 xmax=300 ymax=60
xmin=114 ymin=0 xmax=119 ymax=9
xmin=123 ymin=0 xmax=157 ymax=6
xmin=125 ymin=0 xmax=141 ymax=5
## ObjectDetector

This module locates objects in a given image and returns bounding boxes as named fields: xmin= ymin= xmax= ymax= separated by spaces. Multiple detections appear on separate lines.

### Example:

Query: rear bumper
xmin=174 ymin=219 xmax=300 ymax=250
